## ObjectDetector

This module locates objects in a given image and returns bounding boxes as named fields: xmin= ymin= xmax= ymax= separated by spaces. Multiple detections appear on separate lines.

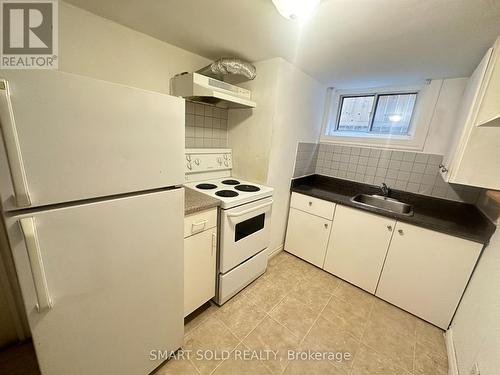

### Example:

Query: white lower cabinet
xmin=284 ymin=207 xmax=333 ymax=268
xmin=376 ymin=222 xmax=482 ymax=329
xmin=285 ymin=192 xmax=484 ymax=329
xmin=323 ymin=205 xmax=396 ymax=293
xmin=184 ymin=209 xmax=217 ymax=317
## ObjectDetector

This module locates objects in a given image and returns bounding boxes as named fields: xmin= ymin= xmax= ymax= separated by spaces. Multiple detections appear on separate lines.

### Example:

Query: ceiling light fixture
xmin=272 ymin=0 xmax=321 ymax=21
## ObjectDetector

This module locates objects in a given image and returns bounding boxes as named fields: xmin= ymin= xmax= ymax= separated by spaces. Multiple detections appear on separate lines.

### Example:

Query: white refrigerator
xmin=0 ymin=70 xmax=185 ymax=375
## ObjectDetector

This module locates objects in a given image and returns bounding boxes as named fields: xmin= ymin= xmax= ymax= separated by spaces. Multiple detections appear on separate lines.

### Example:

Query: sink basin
xmin=350 ymin=194 xmax=414 ymax=216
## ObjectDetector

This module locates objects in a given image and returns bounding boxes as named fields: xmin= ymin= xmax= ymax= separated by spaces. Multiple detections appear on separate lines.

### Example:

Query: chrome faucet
xmin=380 ymin=183 xmax=389 ymax=197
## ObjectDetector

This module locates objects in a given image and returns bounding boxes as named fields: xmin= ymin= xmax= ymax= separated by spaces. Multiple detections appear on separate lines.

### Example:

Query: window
xmin=334 ymin=93 xmax=417 ymax=136
xmin=321 ymin=82 xmax=442 ymax=151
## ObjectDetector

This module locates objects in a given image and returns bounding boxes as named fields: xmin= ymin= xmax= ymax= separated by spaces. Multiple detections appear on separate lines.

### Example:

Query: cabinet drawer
xmin=290 ymin=192 xmax=335 ymax=219
xmin=184 ymin=208 xmax=217 ymax=238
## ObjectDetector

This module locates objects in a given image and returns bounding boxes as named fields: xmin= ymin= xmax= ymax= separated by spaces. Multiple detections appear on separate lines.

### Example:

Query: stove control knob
xmin=223 ymin=154 xmax=228 ymax=160
xmin=186 ymin=162 xmax=192 ymax=170
xmin=224 ymin=161 xmax=229 ymax=167
xmin=186 ymin=155 xmax=191 ymax=161
xmin=217 ymin=157 xmax=222 ymax=165
xmin=194 ymin=158 xmax=200 ymax=166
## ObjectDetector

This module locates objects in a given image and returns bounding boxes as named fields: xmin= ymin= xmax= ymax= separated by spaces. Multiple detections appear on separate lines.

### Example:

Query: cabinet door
xmin=184 ymin=227 xmax=216 ymax=317
xmin=475 ymin=37 xmax=500 ymax=127
xmin=284 ymin=207 xmax=332 ymax=268
xmin=323 ymin=205 xmax=395 ymax=293
xmin=376 ymin=222 xmax=482 ymax=329
xmin=441 ymin=48 xmax=492 ymax=182
xmin=445 ymin=41 xmax=500 ymax=189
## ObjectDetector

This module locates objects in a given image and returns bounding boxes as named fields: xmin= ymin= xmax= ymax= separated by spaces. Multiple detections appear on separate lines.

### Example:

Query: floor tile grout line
xmin=293 ymin=293 xmax=354 ymax=374
xmin=182 ymin=254 xmax=448 ymax=375
xmin=266 ymin=261 xmax=335 ymax=375
xmin=188 ymin=357 xmax=201 ymax=375
xmin=298 ymin=294 xmax=333 ymax=346
xmin=266 ymin=312 xmax=302 ymax=342
xmin=413 ymin=338 xmax=417 ymax=375
xmin=207 ymin=342 xmax=241 ymax=375
xmin=360 ymin=299 xmax=419 ymax=374
xmin=186 ymin=306 xmax=242 ymax=375
xmin=361 ymin=341 xmax=415 ymax=374
xmin=358 ymin=298 xmax=376 ymax=343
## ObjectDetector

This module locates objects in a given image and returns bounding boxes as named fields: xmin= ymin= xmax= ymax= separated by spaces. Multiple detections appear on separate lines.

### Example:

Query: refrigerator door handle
xmin=20 ymin=217 xmax=53 ymax=312
xmin=0 ymin=80 xmax=31 ymax=207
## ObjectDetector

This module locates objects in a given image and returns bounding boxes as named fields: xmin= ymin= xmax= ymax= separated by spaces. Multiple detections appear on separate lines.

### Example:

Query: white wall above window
xmin=320 ymin=81 xmax=445 ymax=151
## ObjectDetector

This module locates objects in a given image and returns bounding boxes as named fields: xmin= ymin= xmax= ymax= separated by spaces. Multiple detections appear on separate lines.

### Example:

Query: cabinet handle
xmin=324 ymin=223 xmax=328 ymax=229
xmin=211 ymin=232 xmax=216 ymax=257
xmin=191 ymin=220 xmax=208 ymax=233
xmin=308 ymin=201 xmax=313 ymax=206
xmin=398 ymin=229 xmax=404 ymax=235
xmin=387 ymin=225 xmax=393 ymax=232
xmin=438 ymin=164 xmax=449 ymax=173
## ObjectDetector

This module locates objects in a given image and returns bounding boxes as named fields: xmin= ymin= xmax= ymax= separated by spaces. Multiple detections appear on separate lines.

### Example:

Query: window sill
xmin=320 ymin=133 xmax=424 ymax=151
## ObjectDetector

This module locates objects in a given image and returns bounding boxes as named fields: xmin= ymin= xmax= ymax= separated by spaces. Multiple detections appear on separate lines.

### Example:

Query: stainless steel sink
xmin=350 ymin=194 xmax=414 ymax=216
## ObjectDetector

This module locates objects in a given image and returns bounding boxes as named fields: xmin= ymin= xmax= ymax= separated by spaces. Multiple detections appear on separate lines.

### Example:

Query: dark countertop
xmin=184 ymin=187 xmax=220 ymax=215
xmin=291 ymin=175 xmax=495 ymax=244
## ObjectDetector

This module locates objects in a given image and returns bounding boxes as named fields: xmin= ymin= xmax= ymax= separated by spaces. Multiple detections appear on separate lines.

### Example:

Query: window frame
xmin=320 ymin=82 xmax=443 ymax=151
xmin=335 ymin=92 xmax=418 ymax=135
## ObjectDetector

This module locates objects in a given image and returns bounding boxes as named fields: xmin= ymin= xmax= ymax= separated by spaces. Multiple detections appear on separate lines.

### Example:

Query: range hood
xmin=171 ymin=73 xmax=256 ymax=109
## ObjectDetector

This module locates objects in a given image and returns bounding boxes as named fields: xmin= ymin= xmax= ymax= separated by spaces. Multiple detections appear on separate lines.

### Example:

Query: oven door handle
xmin=227 ymin=200 xmax=273 ymax=218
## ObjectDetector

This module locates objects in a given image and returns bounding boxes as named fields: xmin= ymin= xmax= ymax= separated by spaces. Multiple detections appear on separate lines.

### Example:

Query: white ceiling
xmin=64 ymin=0 xmax=500 ymax=88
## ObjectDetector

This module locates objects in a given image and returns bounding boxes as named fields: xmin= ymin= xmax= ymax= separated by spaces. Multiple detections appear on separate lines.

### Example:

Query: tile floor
xmin=157 ymin=251 xmax=449 ymax=375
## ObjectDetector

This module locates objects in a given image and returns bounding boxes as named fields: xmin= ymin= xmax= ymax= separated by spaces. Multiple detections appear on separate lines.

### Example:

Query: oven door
xmin=220 ymin=197 xmax=273 ymax=273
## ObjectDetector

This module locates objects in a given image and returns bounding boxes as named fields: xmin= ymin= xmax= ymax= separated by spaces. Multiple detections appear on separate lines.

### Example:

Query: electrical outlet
xmin=469 ymin=363 xmax=480 ymax=375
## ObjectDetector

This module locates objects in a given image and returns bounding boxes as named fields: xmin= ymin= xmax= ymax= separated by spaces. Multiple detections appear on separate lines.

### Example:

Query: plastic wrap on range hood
xmin=197 ymin=58 xmax=257 ymax=81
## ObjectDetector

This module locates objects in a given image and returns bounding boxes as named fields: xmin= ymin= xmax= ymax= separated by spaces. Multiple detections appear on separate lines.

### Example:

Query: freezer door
xmin=0 ymin=71 xmax=185 ymax=211
xmin=4 ymin=189 xmax=184 ymax=375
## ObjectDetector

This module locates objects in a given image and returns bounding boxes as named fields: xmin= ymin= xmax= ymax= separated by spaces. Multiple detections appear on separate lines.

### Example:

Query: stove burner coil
xmin=196 ymin=183 xmax=217 ymax=190
xmin=235 ymin=184 xmax=260 ymax=192
xmin=221 ymin=179 xmax=241 ymax=185
xmin=215 ymin=190 xmax=239 ymax=198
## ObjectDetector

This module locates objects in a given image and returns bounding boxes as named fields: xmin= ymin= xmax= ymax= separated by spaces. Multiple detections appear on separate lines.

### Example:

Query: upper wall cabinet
xmin=475 ymin=38 xmax=500 ymax=127
xmin=441 ymin=36 xmax=500 ymax=189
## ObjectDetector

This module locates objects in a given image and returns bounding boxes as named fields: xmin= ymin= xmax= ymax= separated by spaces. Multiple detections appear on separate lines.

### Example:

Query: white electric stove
xmin=184 ymin=149 xmax=273 ymax=305
xmin=184 ymin=177 xmax=274 ymax=209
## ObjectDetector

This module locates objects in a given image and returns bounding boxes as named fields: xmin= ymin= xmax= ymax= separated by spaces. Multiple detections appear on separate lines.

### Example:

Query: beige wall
xmin=228 ymin=58 xmax=326 ymax=253
xmin=60 ymin=2 xmax=210 ymax=93
xmin=228 ymin=59 xmax=280 ymax=183
xmin=266 ymin=59 xmax=326 ymax=253
xmin=451 ymin=224 xmax=500 ymax=375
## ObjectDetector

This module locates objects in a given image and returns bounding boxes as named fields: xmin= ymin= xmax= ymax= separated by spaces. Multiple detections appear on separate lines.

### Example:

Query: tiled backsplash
xmin=294 ymin=143 xmax=319 ymax=177
xmin=294 ymin=142 xmax=482 ymax=203
xmin=185 ymin=101 xmax=229 ymax=148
